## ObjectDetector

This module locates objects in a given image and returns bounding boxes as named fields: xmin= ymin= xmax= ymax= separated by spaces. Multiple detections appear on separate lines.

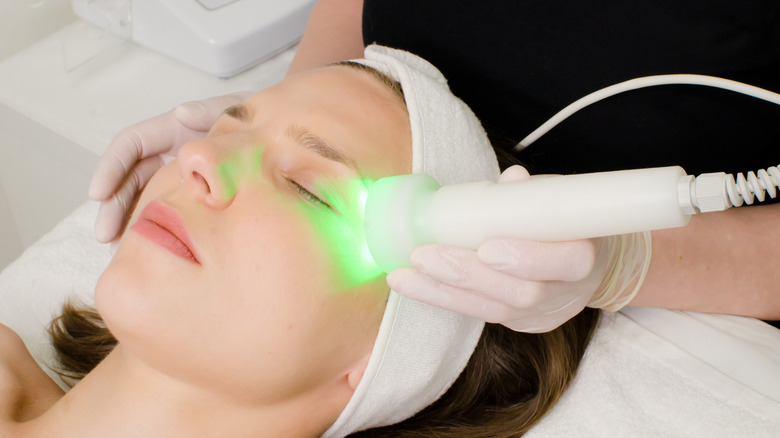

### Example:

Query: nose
xmin=177 ymin=139 xmax=237 ymax=209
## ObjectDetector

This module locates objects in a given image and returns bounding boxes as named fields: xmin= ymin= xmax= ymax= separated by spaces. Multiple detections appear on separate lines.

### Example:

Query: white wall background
xmin=0 ymin=0 xmax=76 ymax=62
xmin=0 ymin=181 xmax=23 ymax=270
xmin=0 ymin=0 xmax=78 ymax=270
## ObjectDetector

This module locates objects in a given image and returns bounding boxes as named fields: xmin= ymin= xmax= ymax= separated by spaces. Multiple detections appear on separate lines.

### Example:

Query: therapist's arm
xmin=287 ymin=0 xmax=365 ymax=75
xmin=631 ymin=202 xmax=780 ymax=319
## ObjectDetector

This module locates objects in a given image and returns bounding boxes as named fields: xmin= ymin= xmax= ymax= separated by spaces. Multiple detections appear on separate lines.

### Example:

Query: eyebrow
xmin=223 ymin=103 xmax=254 ymax=123
xmin=223 ymin=103 xmax=361 ymax=173
xmin=284 ymin=125 xmax=359 ymax=172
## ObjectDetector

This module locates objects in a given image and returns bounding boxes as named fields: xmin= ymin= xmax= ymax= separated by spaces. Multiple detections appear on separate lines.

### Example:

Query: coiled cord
xmin=725 ymin=165 xmax=780 ymax=206
xmin=682 ymin=165 xmax=780 ymax=214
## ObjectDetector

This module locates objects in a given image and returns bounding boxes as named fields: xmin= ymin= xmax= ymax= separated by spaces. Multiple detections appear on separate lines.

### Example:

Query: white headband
xmin=322 ymin=45 xmax=500 ymax=437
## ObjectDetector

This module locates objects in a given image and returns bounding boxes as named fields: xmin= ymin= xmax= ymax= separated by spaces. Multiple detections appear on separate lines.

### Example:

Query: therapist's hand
xmin=386 ymin=165 xmax=652 ymax=333
xmin=89 ymin=92 xmax=250 ymax=244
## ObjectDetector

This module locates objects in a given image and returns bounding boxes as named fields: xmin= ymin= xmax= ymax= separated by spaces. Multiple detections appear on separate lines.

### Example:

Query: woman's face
xmin=96 ymin=65 xmax=411 ymax=405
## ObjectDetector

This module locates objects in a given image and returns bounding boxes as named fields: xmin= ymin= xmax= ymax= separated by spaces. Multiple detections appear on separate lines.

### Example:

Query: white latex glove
xmin=386 ymin=165 xmax=652 ymax=333
xmin=89 ymin=92 xmax=251 ymax=244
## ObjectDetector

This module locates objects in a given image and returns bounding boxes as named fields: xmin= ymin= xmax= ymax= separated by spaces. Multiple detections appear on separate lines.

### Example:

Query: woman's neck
xmin=12 ymin=346 xmax=340 ymax=438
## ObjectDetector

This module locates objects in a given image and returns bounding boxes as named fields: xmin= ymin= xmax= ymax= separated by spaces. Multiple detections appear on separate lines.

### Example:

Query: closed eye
xmin=288 ymin=180 xmax=332 ymax=211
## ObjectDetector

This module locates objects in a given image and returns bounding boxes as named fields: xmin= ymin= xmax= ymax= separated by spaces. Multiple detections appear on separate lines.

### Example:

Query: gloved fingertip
xmin=476 ymin=241 xmax=517 ymax=271
xmin=387 ymin=269 xmax=453 ymax=306
xmin=504 ymin=322 xmax=553 ymax=334
xmin=408 ymin=244 xmax=453 ymax=270
xmin=94 ymin=224 xmax=117 ymax=244
xmin=387 ymin=268 xmax=436 ymax=297
xmin=109 ymin=240 xmax=120 ymax=256
xmin=176 ymin=99 xmax=227 ymax=131
xmin=88 ymin=181 xmax=108 ymax=201
xmin=88 ymin=169 xmax=108 ymax=199
xmin=385 ymin=268 xmax=409 ymax=291
xmin=94 ymin=209 xmax=120 ymax=243
xmin=498 ymin=165 xmax=531 ymax=183
xmin=89 ymin=164 xmax=124 ymax=201
xmin=407 ymin=245 xmax=430 ymax=267
xmin=175 ymin=101 xmax=208 ymax=122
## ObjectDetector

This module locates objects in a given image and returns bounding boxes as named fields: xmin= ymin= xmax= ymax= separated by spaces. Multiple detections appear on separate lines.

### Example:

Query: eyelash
xmin=289 ymin=180 xmax=332 ymax=210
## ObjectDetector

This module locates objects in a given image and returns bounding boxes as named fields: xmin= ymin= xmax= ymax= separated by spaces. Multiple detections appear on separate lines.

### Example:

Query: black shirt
xmin=364 ymin=0 xmax=780 ymax=327
xmin=363 ymin=0 xmax=780 ymax=177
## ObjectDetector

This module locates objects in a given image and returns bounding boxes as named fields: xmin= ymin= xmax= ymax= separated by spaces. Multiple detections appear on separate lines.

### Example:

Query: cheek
xmin=210 ymin=267 xmax=389 ymax=400
xmin=223 ymin=200 xmax=355 ymax=296
xmin=227 ymin=214 xmax=332 ymax=299
xmin=199 ymin=200 xmax=335 ymax=340
xmin=211 ymin=198 xmax=379 ymax=342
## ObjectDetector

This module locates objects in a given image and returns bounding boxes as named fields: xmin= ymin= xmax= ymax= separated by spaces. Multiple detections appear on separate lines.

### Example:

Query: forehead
xmin=267 ymin=64 xmax=405 ymax=112
xmin=248 ymin=66 xmax=412 ymax=179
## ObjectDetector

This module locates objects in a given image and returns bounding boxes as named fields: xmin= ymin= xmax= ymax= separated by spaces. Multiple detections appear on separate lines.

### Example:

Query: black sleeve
xmin=363 ymin=0 xmax=780 ymax=184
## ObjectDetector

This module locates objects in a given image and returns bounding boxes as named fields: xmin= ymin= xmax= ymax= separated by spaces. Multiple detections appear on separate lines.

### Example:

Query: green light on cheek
xmin=303 ymin=178 xmax=383 ymax=290
xmin=216 ymin=147 xmax=381 ymax=289
xmin=217 ymin=146 xmax=265 ymax=200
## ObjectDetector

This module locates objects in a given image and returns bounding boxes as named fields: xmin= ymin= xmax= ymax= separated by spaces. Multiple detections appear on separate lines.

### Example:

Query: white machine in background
xmin=72 ymin=0 xmax=315 ymax=77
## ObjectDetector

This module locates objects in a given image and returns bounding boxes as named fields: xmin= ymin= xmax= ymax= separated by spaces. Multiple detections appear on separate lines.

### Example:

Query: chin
xmin=95 ymin=238 xmax=169 ymax=345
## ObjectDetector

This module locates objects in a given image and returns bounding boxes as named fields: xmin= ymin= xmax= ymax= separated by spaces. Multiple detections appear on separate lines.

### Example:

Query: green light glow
xmin=216 ymin=146 xmax=382 ymax=290
xmin=217 ymin=146 xmax=264 ymax=201
xmin=302 ymin=177 xmax=383 ymax=289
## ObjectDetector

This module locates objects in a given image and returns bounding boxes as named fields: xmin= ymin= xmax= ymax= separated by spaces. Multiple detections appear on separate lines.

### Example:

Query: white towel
xmin=526 ymin=308 xmax=780 ymax=437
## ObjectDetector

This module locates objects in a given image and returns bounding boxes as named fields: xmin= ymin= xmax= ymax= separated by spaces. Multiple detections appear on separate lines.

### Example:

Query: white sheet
xmin=526 ymin=309 xmax=780 ymax=437
xmin=1 ymin=201 xmax=779 ymax=434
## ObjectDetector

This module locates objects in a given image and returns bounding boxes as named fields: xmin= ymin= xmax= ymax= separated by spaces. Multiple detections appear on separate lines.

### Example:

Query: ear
xmin=346 ymin=352 xmax=372 ymax=391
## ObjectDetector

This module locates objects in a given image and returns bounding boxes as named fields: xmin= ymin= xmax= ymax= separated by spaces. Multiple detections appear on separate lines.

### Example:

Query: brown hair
xmin=348 ymin=310 xmax=599 ymax=437
xmin=48 ymin=302 xmax=116 ymax=385
xmin=332 ymin=60 xmax=406 ymax=102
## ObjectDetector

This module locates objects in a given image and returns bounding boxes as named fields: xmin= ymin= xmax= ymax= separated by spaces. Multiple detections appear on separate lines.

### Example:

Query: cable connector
xmin=692 ymin=172 xmax=733 ymax=213
xmin=678 ymin=173 xmax=732 ymax=214
xmin=677 ymin=172 xmax=734 ymax=215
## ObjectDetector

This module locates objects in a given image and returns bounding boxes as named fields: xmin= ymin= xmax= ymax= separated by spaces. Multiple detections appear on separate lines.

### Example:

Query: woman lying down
xmin=0 ymin=46 xmax=598 ymax=438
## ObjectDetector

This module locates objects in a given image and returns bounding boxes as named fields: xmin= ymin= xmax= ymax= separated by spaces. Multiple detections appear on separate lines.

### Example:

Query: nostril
xmin=192 ymin=171 xmax=212 ymax=194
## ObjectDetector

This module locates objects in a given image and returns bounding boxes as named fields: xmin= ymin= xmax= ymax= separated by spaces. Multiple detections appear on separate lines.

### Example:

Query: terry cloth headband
xmin=322 ymin=45 xmax=501 ymax=437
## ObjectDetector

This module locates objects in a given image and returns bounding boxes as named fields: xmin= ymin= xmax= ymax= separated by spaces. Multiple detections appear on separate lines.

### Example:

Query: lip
xmin=130 ymin=201 xmax=201 ymax=264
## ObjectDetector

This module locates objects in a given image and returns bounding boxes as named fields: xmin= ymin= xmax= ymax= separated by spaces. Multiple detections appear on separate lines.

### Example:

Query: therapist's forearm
xmin=630 ymin=202 xmax=780 ymax=319
xmin=287 ymin=0 xmax=365 ymax=76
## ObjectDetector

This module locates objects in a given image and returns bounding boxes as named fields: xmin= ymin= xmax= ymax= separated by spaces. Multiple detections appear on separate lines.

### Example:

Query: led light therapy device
xmin=364 ymin=75 xmax=780 ymax=273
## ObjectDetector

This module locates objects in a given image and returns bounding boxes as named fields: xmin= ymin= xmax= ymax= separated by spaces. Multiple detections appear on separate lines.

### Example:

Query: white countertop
xmin=0 ymin=21 xmax=295 ymax=157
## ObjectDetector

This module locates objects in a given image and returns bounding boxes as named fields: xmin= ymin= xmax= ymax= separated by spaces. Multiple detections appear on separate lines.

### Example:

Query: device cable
xmin=513 ymin=74 xmax=780 ymax=213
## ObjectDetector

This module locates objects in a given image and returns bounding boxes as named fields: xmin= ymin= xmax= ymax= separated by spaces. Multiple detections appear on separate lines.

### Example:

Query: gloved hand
xmin=89 ymin=92 xmax=251 ymax=244
xmin=386 ymin=165 xmax=652 ymax=333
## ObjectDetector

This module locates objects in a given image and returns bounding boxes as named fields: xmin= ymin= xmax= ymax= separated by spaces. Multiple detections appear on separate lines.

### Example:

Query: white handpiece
xmin=364 ymin=163 xmax=779 ymax=273
xmin=363 ymin=74 xmax=780 ymax=273
xmin=364 ymin=166 xmax=691 ymax=273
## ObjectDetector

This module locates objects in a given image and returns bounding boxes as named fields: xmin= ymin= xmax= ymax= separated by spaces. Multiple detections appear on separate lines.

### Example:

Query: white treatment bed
xmin=1 ymin=201 xmax=778 ymax=437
